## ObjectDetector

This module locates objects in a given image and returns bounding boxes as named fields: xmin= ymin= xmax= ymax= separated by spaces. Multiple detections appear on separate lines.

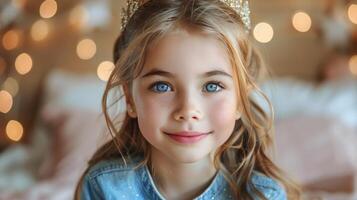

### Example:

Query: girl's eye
xmin=203 ymin=82 xmax=224 ymax=93
xmin=150 ymin=82 xmax=173 ymax=93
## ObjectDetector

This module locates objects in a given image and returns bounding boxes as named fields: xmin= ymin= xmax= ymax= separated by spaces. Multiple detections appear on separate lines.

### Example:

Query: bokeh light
xmin=39 ymin=0 xmax=58 ymax=19
xmin=97 ymin=61 xmax=115 ymax=81
xmin=253 ymin=22 xmax=274 ymax=43
xmin=6 ymin=120 xmax=24 ymax=142
xmin=0 ymin=57 xmax=6 ymax=76
xmin=31 ymin=19 xmax=50 ymax=41
xmin=11 ymin=0 xmax=26 ymax=9
xmin=76 ymin=39 xmax=97 ymax=60
xmin=349 ymin=55 xmax=357 ymax=76
xmin=3 ymin=77 xmax=19 ymax=97
xmin=0 ymin=90 xmax=13 ymax=113
xmin=69 ymin=5 xmax=88 ymax=29
xmin=2 ymin=30 xmax=21 ymax=50
xmin=292 ymin=11 xmax=312 ymax=32
xmin=15 ymin=53 xmax=33 ymax=75
xmin=348 ymin=4 xmax=357 ymax=24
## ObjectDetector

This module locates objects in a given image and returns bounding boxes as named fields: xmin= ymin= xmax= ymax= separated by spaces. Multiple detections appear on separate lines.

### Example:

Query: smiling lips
xmin=164 ymin=131 xmax=212 ymax=144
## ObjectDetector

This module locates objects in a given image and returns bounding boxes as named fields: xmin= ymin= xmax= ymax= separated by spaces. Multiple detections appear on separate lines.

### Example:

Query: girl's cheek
xmin=210 ymin=96 xmax=237 ymax=124
xmin=136 ymin=92 xmax=173 ymax=117
xmin=208 ymin=98 xmax=237 ymax=146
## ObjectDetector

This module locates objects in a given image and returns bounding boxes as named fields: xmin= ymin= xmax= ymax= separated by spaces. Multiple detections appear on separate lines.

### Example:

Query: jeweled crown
xmin=121 ymin=0 xmax=251 ymax=31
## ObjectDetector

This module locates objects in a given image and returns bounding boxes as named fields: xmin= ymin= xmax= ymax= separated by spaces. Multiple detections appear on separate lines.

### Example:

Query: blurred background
xmin=0 ymin=0 xmax=356 ymax=199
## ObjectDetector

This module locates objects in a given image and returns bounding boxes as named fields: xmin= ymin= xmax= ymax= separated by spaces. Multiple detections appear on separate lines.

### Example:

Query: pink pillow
xmin=274 ymin=116 xmax=357 ymax=192
xmin=38 ymin=106 xmax=110 ymax=180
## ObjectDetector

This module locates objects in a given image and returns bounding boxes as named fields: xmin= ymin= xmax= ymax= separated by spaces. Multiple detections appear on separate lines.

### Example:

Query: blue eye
xmin=204 ymin=82 xmax=223 ymax=93
xmin=150 ymin=82 xmax=172 ymax=93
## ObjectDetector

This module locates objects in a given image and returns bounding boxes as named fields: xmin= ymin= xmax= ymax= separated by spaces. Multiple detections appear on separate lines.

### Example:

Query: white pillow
xmin=258 ymin=78 xmax=357 ymax=128
xmin=43 ymin=69 xmax=107 ymax=113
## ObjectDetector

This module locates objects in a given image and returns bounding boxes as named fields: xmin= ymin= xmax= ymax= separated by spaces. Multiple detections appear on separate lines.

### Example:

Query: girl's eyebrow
xmin=141 ymin=69 xmax=174 ymax=78
xmin=141 ymin=68 xmax=233 ymax=79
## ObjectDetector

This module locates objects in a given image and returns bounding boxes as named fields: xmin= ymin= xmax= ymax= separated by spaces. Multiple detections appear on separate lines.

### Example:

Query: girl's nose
xmin=174 ymin=109 xmax=203 ymax=121
xmin=173 ymin=96 xmax=203 ymax=122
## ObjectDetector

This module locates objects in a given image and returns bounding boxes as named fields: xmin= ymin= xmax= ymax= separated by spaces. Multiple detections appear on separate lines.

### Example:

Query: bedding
xmin=0 ymin=69 xmax=112 ymax=200
xmin=260 ymin=77 xmax=357 ymax=199
xmin=260 ymin=77 xmax=357 ymax=128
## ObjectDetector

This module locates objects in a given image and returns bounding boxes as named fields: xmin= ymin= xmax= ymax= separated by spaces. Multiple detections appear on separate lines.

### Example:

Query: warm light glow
xmin=349 ymin=55 xmax=357 ymax=75
xmin=39 ymin=0 xmax=58 ymax=19
xmin=76 ymin=39 xmax=96 ymax=60
xmin=2 ymin=30 xmax=20 ymax=50
xmin=0 ymin=57 xmax=6 ymax=76
xmin=348 ymin=4 xmax=357 ymax=24
xmin=0 ymin=90 xmax=13 ymax=113
xmin=3 ymin=77 xmax=19 ymax=97
xmin=11 ymin=0 xmax=26 ymax=9
xmin=253 ymin=22 xmax=274 ymax=43
xmin=69 ymin=5 xmax=88 ymax=29
xmin=6 ymin=120 xmax=24 ymax=142
xmin=31 ymin=20 xmax=50 ymax=41
xmin=97 ymin=61 xmax=115 ymax=81
xmin=292 ymin=11 xmax=312 ymax=32
xmin=15 ymin=53 xmax=33 ymax=75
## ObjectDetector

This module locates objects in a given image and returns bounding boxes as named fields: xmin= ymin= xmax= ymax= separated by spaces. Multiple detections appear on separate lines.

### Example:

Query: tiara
xmin=121 ymin=0 xmax=251 ymax=31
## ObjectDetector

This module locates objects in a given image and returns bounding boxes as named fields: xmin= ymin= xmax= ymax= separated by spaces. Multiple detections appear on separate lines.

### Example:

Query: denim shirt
xmin=80 ymin=157 xmax=287 ymax=200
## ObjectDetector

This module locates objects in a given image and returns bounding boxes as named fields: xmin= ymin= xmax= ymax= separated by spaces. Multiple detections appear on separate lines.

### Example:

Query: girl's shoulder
xmin=84 ymin=156 xmax=142 ymax=179
xmin=250 ymin=171 xmax=287 ymax=200
xmin=79 ymin=156 xmax=145 ymax=199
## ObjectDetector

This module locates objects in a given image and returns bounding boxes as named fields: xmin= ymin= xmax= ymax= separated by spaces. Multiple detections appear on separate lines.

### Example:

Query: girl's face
xmin=128 ymin=29 xmax=240 ymax=164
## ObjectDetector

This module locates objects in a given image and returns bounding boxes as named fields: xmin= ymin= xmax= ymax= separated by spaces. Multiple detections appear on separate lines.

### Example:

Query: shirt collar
xmin=137 ymin=164 xmax=229 ymax=200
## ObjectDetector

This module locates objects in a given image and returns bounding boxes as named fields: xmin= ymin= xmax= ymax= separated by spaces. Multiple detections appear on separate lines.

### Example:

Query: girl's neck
xmin=149 ymin=148 xmax=218 ymax=200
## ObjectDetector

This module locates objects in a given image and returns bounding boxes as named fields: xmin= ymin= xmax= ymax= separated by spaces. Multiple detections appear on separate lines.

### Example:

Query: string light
xmin=253 ymin=22 xmax=274 ymax=43
xmin=69 ymin=5 xmax=88 ymax=29
xmin=39 ymin=0 xmax=58 ymax=19
xmin=349 ymin=55 xmax=357 ymax=76
xmin=31 ymin=19 xmax=50 ymax=41
xmin=76 ymin=39 xmax=96 ymax=60
xmin=11 ymin=0 xmax=26 ymax=9
xmin=3 ymin=77 xmax=19 ymax=97
xmin=6 ymin=120 xmax=24 ymax=142
xmin=97 ymin=61 xmax=115 ymax=81
xmin=0 ymin=90 xmax=13 ymax=114
xmin=348 ymin=4 xmax=357 ymax=24
xmin=292 ymin=11 xmax=312 ymax=32
xmin=15 ymin=53 xmax=33 ymax=75
xmin=2 ymin=30 xmax=21 ymax=50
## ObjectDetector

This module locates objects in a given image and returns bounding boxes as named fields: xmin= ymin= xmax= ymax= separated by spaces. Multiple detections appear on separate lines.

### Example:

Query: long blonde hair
xmin=75 ymin=0 xmax=301 ymax=199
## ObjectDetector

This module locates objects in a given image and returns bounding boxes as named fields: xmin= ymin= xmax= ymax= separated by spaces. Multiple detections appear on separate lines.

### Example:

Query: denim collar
xmin=137 ymin=164 xmax=230 ymax=200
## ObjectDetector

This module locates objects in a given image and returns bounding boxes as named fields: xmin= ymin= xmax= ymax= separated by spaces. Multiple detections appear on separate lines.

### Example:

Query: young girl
xmin=75 ymin=0 xmax=301 ymax=199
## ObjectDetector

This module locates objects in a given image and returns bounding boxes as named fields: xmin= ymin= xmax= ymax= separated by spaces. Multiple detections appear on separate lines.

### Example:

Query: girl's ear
xmin=127 ymin=104 xmax=137 ymax=118
xmin=236 ymin=98 xmax=243 ymax=120
xmin=235 ymin=111 xmax=242 ymax=120
xmin=236 ymin=82 xmax=254 ymax=120
xmin=123 ymin=84 xmax=137 ymax=118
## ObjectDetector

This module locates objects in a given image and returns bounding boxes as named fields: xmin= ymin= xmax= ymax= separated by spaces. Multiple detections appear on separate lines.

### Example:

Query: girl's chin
xmin=150 ymin=143 xmax=216 ymax=164
xmin=165 ymin=151 xmax=213 ymax=164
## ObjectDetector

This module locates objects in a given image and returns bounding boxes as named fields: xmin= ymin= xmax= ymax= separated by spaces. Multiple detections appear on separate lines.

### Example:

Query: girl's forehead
xmin=141 ymin=28 xmax=233 ymax=76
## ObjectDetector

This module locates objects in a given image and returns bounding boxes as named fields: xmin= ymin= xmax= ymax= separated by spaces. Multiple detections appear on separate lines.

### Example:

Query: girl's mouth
xmin=164 ymin=131 xmax=212 ymax=144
